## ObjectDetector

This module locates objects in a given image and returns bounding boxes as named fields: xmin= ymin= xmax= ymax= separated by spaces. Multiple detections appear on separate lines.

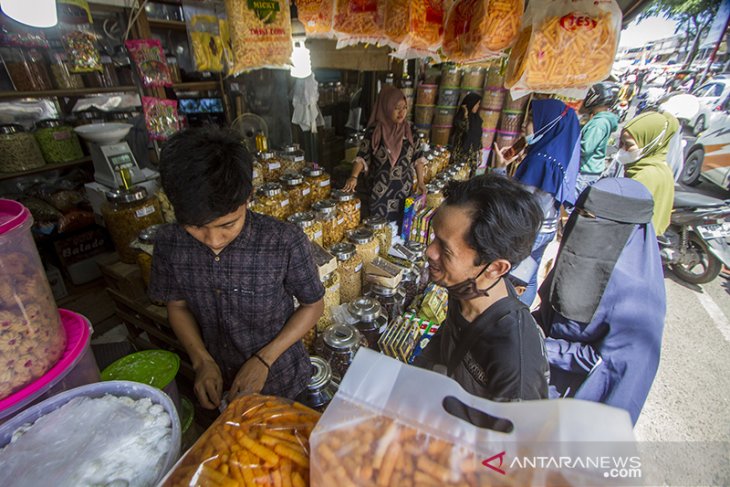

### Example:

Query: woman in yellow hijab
xmin=617 ymin=111 xmax=679 ymax=235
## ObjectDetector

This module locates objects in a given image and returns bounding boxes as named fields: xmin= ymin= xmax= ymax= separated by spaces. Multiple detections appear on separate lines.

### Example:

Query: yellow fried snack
xmin=295 ymin=0 xmax=335 ymax=37
xmin=333 ymin=0 xmax=383 ymax=39
xmin=382 ymin=0 xmax=444 ymax=51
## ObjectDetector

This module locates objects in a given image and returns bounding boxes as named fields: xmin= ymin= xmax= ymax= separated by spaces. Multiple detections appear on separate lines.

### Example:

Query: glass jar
xmin=73 ymin=109 xmax=106 ymax=126
xmin=405 ymin=241 xmax=430 ymax=293
xmin=156 ymin=189 xmax=176 ymax=223
xmin=364 ymin=216 xmax=392 ymax=258
xmin=1 ymin=47 xmax=53 ymax=91
xmin=100 ymin=55 xmax=119 ymax=87
xmin=252 ymin=182 xmax=289 ymax=220
xmin=347 ymin=297 xmax=388 ymax=350
xmin=279 ymin=144 xmax=305 ymax=174
xmin=252 ymin=159 xmax=264 ymax=187
xmin=316 ymin=271 xmax=341 ymax=333
xmin=313 ymin=199 xmax=344 ymax=248
xmin=366 ymin=283 xmax=406 ymax=325
xmin=114 ymin=46 xmax=135 ymax=86
xmin=133 ymin=224 xmax=163 ymax=287
xmin=303 ymin=166 xmax=331 ymax=201
xmin=316 ymin=323 xmax=367 ymax=379
xmin=166 ymin=52 xmax=181 ymax=84
xmin=297 ymin=356 xmax=339 ymax=411
xmin=331 ymin=189 xmax=361 ymax=232
xmin=331 ymin=242 xmax=362 ymax=304
xmin=288 ymin=211 xmax=324 ymax=247
xmin=348 ymin=227 xmax=379 ymax=268
xmin=33 ymin=119 xmax=84 ymax=164
xmin=399 ymin=264 xmax=420 ymax=311
xmin=280 ymin=173 xmax=312 ymax=213
xmin=102 ymin=187 xmax=164 ymax=264
xmin=258 ymin=152 xmax=283 ymax=182
xmin=0 ymin=124 xmax=45 ymax=173
xmin=425 ymin=184 xmax=444 ymax=209
xmin=49 ymin=49 xmax=84 ymax=89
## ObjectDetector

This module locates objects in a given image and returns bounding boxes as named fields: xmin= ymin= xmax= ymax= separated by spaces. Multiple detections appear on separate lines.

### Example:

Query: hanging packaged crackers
xmin=125 ymin=39 xmax=174 ymax=87
xmin=142 ymin=97 xmax=180 ymax=141
xmin=333 ymin=0 xmax=384 ymax=46
xmin=224 ymin=0 xmax=292 ymax=74
xmin=183 ymin=1 xmax=225 ymax=73
xmin=161 ymin=394 xmax=320 ymax=487
xmin=383 ymin=0 xmax=444 ymax=56
xmin=442 ymin=0 xmax=523 ymax=63
xmin=295 ymin=0 xmax=335 ymax=38
xmin=505 ymin=0 xmax=622 ymax=97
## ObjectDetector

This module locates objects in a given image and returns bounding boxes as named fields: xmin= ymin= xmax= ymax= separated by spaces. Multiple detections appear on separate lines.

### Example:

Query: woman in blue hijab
xmin=534 ymin=178 xmax=666 ymax=425
xmin=495 ymin=98 xmax=581 ymax=306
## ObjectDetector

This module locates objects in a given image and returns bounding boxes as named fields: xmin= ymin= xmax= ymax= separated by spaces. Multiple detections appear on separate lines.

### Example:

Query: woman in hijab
xmin=494 ymin=98 xmax=581 ymax=307
xmin=534 ymin=178 xmax=666 ymax=425
xmin=452 ymin=92 xmax=483 ymax=167
xmin=343 ymin=85 xmax=427 ymax=222
xmin=618 ymin=111 xmax=679 ymax=235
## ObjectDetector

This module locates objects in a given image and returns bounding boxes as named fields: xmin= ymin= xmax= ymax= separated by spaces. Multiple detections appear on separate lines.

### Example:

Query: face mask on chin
xmin=444 ymin=264 xmax=502 ymax=301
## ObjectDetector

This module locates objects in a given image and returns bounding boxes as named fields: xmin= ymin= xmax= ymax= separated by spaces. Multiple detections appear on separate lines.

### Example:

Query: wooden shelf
xmin=172 ymin=81 xmax=219 ymax=91
xmin=0 ymin=156 xmax=92 ymax=181
xmin=0 ymin=86 xmax=139 ymax=100
xmin=148 ymin=19 xmax=187 ymax=31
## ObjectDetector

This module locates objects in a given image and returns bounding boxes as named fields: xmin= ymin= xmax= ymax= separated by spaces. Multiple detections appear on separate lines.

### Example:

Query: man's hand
xmin=229 ymin=355 xmax=270 ymax=400
xmin=342 ymin=176 xmax=358 ymax=192
xmin=417 ymin=180 xmax=428 ymax=195
xmin=194 ymin=359 xmax=223 ymax=409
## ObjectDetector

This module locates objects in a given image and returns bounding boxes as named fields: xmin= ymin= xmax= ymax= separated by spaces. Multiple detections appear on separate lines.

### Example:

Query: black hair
xmin=443 ymin=174 xmax=543 ymax=267
xmin=159 ymin=127 xmax=253 ymax=226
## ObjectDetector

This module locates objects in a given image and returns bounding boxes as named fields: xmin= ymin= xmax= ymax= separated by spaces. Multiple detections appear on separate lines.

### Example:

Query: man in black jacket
xmin=414 ymin=175 xmax=549 ymax=401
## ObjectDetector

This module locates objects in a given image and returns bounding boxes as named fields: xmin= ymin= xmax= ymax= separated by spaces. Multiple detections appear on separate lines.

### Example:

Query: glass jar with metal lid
xmin=0 ymin=124 xmax=45 ymax=173
xmin=303 ymin=166 xmax=331 ymax=201
xmin=348 ymin=227 xmax=379 ymax=268
xmin=427 ymin=153 xmax=439 ymax=181
xmin=279 ymin=144 xmax=306 ymax=174
xmin=364 ymin=216 xmax=392 ymax=258
xmin=288 ymin=211 xmax=323 ymax=247
xmin=102 ymin=187 xmax=164 ymax=264
xmin=331 ymin=189 xmax=361 ymax=232
xmin=131 ymin=224 xmax=163 ymax=286
xmin=253 ymin=182 xmax=289 ymax=220
xmin=316 ymin=323 xmax=367 ymax=378
xmin=405 ymin=241 xmax=430 ymax=293
xmin=33 ymin=119 xmax=83 ymax=164
xmin=331 ymin=242 xmax=362 ymax=304
xmin=252 ymin=158 xmax=264 ymax=187
xmin=257 ymin=151 xmax=283 ymax=182
xmin=347 ymin=297 xmax=388 ymax=350
xmin=280 ymin=173 xmax=312 ymax=213
xmin=296 ymin=356 xmax=339 ymax=411
xmin=398 ymin=263 xmax=420 ymax=311
xmin=316 ymin=271 xmax=341 ymax=333
xmin=425 ymin=184 xmax=444 ymax=209
xmin=365 ymin=283 xmax=406 ymax=326
xmin=313 ymin=199 xmax=344 ymax=247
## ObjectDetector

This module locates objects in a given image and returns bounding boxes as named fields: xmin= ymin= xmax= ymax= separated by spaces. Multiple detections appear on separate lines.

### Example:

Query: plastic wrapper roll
xmin=162 ymin=394 xmax=320 ymax=487
xmin=294 ymin=0 xmax=335 ymax=37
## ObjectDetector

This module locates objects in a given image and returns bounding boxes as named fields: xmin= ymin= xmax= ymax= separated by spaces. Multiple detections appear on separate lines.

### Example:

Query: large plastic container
xmin=0 ymin=308 xmax=99 ymax=423
xmin=0 ymin=199 xmax=66 ymax=400
xmin=0 ymin=380 xmax=181 ymax=486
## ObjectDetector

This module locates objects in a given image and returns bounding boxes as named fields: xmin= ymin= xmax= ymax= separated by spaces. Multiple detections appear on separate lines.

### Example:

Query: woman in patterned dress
xmin=343 ymin=85 xmax=427 ymax=222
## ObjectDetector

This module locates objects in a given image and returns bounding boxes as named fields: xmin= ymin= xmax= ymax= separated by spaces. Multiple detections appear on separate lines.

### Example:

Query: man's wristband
xmin=348 ymin=175 xmax=358 ymax=180
xmin=253 ymin=353 xmax=270 ymax=370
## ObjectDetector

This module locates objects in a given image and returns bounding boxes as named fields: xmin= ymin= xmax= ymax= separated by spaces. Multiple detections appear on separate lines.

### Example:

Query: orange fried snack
xmin=383 ymin=0 xmax=444 ymax=51
xmin=295 ymin=0 xmax=335 ymax=36
xmin=333 ymin=0 xmax=383 ymax=39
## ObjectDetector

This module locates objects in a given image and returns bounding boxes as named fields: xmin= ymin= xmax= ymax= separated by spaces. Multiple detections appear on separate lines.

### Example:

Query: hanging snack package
xmin=505 ymin=0 xmax=622 ymax=99
xmin=333 ymin=0 xmax=384 ymax=47
xmin=183 ymin=1 xmax=225 ymax=72
xmin=295 ymin=0 xmax=336 ymax=38
xmin=63 ymin=30 xmax=102 ymax=73
xmin=224 ymin=0 xmax=292 ymax=74
xmin=442 ymin=0 xmax=523 ymax=63
xmin=161 ymin=394 xmax=320 ymax=487
xmin=125 ymin=39 xmax=174 ymax=88
xmin=142 ymin=97 xmax=180 ymax=141
xmin=384 ymin=0 xmax=445 ymax=58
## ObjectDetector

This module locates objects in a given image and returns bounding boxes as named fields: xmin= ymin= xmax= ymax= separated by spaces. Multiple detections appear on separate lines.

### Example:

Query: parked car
xmin=679 ymin=96 xmax=730 ymax=189
xmin=690 ymin=78 xmax=730 ymax=133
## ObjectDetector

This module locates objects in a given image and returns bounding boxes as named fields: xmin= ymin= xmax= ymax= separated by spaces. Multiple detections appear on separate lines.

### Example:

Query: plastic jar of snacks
xmin=279 ymin=144 xmax=306 ymax=174
xmin=316 ymin=323 xmax=367 ymax=379
xmin=280 ymin=173 xmax=312 ymax=213
xmin=364 ymin=216 xmax=392 ymax=258
xmin=258 ymin=152 xmax=283 ymax=182
xmin=288 ymin=211 xmax=323 ymax=247
xmin=303 ymin=166 xmax=331 ymax=201
xmin=316 ymin=271 xmax=341 ymax=333
xmin=33 ymin=119 xmax=83 ymax=164
xmin=425 ymin=184 xmax=444 ymax=209
xmin=348 ymin=227 xmax=379 ymax=268
xmin=313 ymin=200 xmax=344 ymax=248
xmin=49 ymin=49 xmax=84 ymax=89
xmin=254 ymin=183 xmax=290 ymax=220
xmin=331 ymin=242 xmax=362 ymax=304
xmin=252 ymin=159 xmax=264 ymax=187
xmin=347 ymin=297 xmax=388 ymax=350
xmin=440 ymin=64 xmax=462 ymax=88
xmin=102 ymin=187 xmax=164 ymax=264
xmin=365 ymin=283 xmax=406 ymax=325
xmin=132 ymin=224 xmax=163 ymax=287
xmin=155 ymin=189 xmax=176 ymax=223
xmin=0 ymin=124 xmax=45 ymax=173
xmin=1 ymin=47 xmax=52 ymax=91
xmin=0 ymin=199 xmax=66 ymax=401
xmin=331 ymin=189 xmax=361 ymax=232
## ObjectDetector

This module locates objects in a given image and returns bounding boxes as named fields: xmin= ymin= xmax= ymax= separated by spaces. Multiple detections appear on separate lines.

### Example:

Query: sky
xmin=619 ymin=16 xmax=680 ymax=48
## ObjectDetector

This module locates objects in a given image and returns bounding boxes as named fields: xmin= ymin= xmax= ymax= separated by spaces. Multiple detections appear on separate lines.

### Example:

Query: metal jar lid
xmin=364 ymin=216 xmax=387 ymax=230
xmin=330 ymin=242 xmax=356 ymax=262
xmin=348 ymin=297 xmax=382 ymax=323
xmin=312 ymin=199 xmax=337 ymax=218
xmin=281 ymin=144 xmax=300 ymax=154
xmin=35 ymin=119 xmax=65 ymax=130
xmin=138 ymin=224 xmax=163 ymax=243
xmin=259 ymin=182 xmax=283 ymax=197
xmin=307 ymin=356 xmax=333 ymax=391
xmin=371 ymin=283 xmax=397 ymax=297
xmin=288 ymin=211 xmax=316 ymax=228
xmin=258 ymin=151 xmax=275 ymax=160
xmin=303 ymin=166 xmax=323 ymax=178
xmin=405 ymin=241 xmax=426 ymax=256
xmin=331 ymin=189 xmax=354 ymax=202
xmin=322 ymin=323 xmax=363 ymax=352
xmin=0 ymin=124 xmax=24 ymax=135
xmin=280 ymin=173 xmax=304 ymax=186
xmin=426 ymin=184 xmax=441 ymax=194
xmin=349 ymin=227 xmax=374 ymax=245
xmin=105 ymin=187 xmax=148 ymax=204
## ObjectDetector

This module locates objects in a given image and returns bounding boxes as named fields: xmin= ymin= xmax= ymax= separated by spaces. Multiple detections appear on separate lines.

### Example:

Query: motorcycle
xmin=660 ymin=191 xmax=730 ymax=284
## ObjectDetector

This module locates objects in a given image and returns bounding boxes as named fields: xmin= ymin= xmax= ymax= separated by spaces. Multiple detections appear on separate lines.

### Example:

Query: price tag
xmin=295 ymin=156 xmax=305 ymax=162
xmin=303 ymin=188 xmax=311 ymax=196
xmin=355 ymin=202 xmax=361 ymax=210
xmin=268 ymin=162 xmax=281 ymax=170
xmin=320 ymin=179 xmax=331 ymax=187
xmin=331 ymin=282 xmax=341 ymax=292
xmin=314 ymin=230 xmax=323 ymax=240
xmin=338 ymin=217 xmax=345 ymax=225
xmin=355 ymin=263 xmax=363 ymax=273
xmin=135 ymin=205 xmax=156 ymax=218
xmin=281 ymin=199 xmax=289 ymax=207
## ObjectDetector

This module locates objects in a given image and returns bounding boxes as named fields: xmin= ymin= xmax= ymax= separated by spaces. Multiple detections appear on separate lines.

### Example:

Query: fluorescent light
xmin=291 ymin=40 xmax=312 ymax=79
xmin=1 ymin=0 xmax=58 ymax=28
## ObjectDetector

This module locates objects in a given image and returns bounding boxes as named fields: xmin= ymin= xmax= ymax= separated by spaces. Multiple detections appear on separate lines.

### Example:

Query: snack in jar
xmin=433 ymin=106 xmax=457 ymax=126
xmin=33 ymin=119 xmax=83 ymax=164
xmin=316 ymin=271 xmax=341 ymax=333
xmin=258 ymin=151 xmax=283 ymax=182
xmin=481 ymin=87 xmax=508 ymax=111
xmin=347 ymin=297 xmax=388 ymax=350
xmin=330 ymin=242 xmax=363 ymax=304
xmin=1 ymin=47 xmax=53 ymax=91
xmin=416 ymin=84 xmax=438 ymax=105
xmin=348 ymin=227 xmax=380 ymax=268
xmin=313 ymin=199 xmax=344 ymax=248
xmin=437 ymin=88 xmax=460 ymax=107
xmin=443 ymin=0 xmax=523 ymax=61
xmin=425 ymin=184 xmax=444 ymax=209
xmin=499 ymin=109 xmax=525 ymax=133
xmin=252 ymin=158 xmax=264 ymax=187
xmin=364 ymin=216 xmax=392 ymax=258
xmin=162 ymin=394 xmax=319 ymax=487
xmin=279 ymin=144 xmax=306 ymax=174
xmin=132 ymin=224 xmax=163 ymax=287
xmin=331 ymin=189 xmax=361 ymax=232
xmin=365 ymin=283 xmax=406 ymax=326
xmin=49 ymin=49 xmax=84 ymax=89
xmin=405 ymin=240 xmax=430 ymax=292
xmin=102 ymin=187 xmax=164 ymax=264
xmin=414 ymin=104 xmax=435 ymax=126
xmin=296 ymin=356 xmax=339 ymax=412
xmin=479 ymin=107 xmax=502 ymax=130
xmin=460 ymin=67 xmax=486 ymax=90
xmin=315 ymin=323 xmax=367 ymax=379
xmin=303 ymin=166 xmax=331 ymax=201
xmin=0 ymin=124 xmax=45 ymax=173
xmin=252 ymin=183 xmax=290 ymax=220
xmin=440 ymin=64 xmax=461 ymax=87
xmin=431 ymin=125 xmax=452 ymax=147
xmin=288 ymin=211 xmax=324 ymax=247
xmin=280 ymin=173 xmax=312 ymax=214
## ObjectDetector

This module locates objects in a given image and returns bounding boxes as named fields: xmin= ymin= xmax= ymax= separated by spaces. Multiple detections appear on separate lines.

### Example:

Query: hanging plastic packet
xmin=295 ymin=0 xmax=336 ymax=38
xmin=383 ymin=0 xmax=445 ymax=59
xmin=216 ymin=5 xmax=233 ymax=72
xmin=125 ymin=39 xmax=174 ymax=88
xmin=62 ymin=30 xmax=102 ymax=73
xmin=142 ymin=97 xmax=180 ymax=141
xmin=183 ymin=1 xmax=225 ymax=72
xmin=333 ymin=0 xmax=384 ymax=47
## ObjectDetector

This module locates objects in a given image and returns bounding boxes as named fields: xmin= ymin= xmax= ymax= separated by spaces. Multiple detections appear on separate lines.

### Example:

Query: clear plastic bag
xmin=295 ymin=0 xmax=336 ymax=38
xmin=142 ymin=97 xmax=180 ymax=141
xmin=183 ymin=2 xmax=225 ymax=72
xmin=384 ymin=0 xmax=445 ymax=58
xmin=505 ymin=0 xmax=622 ymax=99
xmin=333 ymin=0 xmax=384 ymax=47
xmin=162 ymin=394 xmax=320 ymax=487
xmin=63 ymin=30 xmax=102 ymax=73
xmin=125 ymin=39 xmax=174 ymax=88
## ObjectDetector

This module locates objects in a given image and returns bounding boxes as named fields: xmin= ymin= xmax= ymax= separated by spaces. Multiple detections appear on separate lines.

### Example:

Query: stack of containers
xmin=432 ymin=64 xmax=461 ymax=146
xmin=479 ymin=63 xmax=507 ymax=173
xmin=496 ymin=92 xmax=530 ymax=149
xmin=400 ymin=78 xmax=415 ymax=122
xmin=460 ymin=66 xmax=485 ymax=101
xmin=414 ymin=82 xmax=438 ymax=140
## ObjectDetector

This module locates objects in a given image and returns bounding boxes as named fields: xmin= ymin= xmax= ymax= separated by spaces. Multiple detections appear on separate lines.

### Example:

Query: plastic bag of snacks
xmin=63 ymin=30 xmax=102 ymax=73
xmin=125 ymin=39 xmax=174 ymax=88
xmin=333 ymin=0 xmax=384 ymax=47
xmin=383 ymin=0 xmax=445 ymax=56
xmin=162 ymin=394 xmax=320 ymax=487
xmin=224 ymin=0 xmax=292 ymax=74
xmin=295 ymin=0 xmax=335 ymax=38
xmin=142 ymin=97 xmax=180 ymax=141
xmin=442 ymin=0 xmax=523 ymax=63
xmin=505 ymin=0 xmax=622 ymax=98
xmin=184 ymin=2 xmax=225 ymax=72
xmin=311 ymin=348 xmax=637 ymax=486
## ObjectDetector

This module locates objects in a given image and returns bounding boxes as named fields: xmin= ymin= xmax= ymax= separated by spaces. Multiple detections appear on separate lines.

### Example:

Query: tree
xmin=640 ymin=0 xmax=722 ymax=69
